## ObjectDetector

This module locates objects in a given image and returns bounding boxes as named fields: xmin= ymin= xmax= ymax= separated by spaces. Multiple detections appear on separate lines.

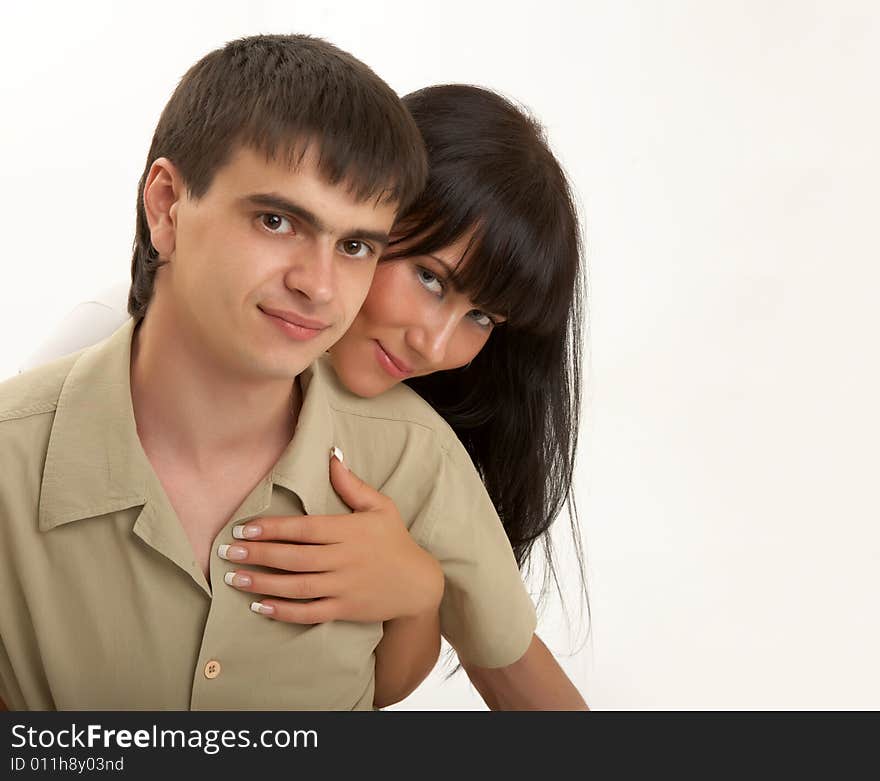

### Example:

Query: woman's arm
xmin=376 ymin=624 xmax=590 ymax=711
xmin=462 ymin=633 xmax=588 ymax=711
xmin=373 ymin=609 xmax=441 ymax=708
xmin=221 ymin=454 xmax=586 ymax=710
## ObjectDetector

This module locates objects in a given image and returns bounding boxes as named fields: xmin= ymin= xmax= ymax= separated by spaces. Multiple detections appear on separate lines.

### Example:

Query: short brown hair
xmin=128 ymin=34 xmax=427 ymax=321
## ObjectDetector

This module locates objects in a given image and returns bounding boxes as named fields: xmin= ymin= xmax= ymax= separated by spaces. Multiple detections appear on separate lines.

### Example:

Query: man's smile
xmin=259 ymin=305 xmax=330 ymax=342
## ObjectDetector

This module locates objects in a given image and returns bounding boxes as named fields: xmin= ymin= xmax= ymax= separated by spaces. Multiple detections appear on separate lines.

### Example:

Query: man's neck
xmin=129 ymin=304 xmax=300 ymax=477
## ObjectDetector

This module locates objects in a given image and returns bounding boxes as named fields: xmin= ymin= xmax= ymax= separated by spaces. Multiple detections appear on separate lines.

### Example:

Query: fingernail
xmin=330 ymin=446 xmax=348 ymax=470
xmin=217 ymin=544 xmax=248 ymax=561
xmin=232 ymin=524 xmax=261 ymax=539
xmin=224 ymin=571 xmax=252 ymax=587
xmin=250 ymin=601 xmax=275 ymax=616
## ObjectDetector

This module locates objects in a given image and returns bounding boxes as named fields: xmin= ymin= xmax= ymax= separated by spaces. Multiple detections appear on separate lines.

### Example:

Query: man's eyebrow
xmin=240 ymin=193 xmax=390 ymax=245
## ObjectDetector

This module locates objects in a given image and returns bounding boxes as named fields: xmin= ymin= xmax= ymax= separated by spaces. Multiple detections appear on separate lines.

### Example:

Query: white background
xmin=1 ymin=1 xmax=878 ymax=709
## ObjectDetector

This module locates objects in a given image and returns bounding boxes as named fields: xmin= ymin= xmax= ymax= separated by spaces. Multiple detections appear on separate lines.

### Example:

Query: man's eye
xmin=339 ymin=240 xmax=374 ymax=259
xmin=260 ymin=213 xmax=294 ymax=234
xmin=416 ymin=267 xmax=443 ymax=295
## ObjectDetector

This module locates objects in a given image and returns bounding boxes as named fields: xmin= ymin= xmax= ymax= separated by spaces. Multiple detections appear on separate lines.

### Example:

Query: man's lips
xmin=374 ymin=340 xmax=413 ymax=379
xmin=259 ymin=305 xmax=329 ymax=330
xmin=259 ymin=305 xmax=329 ymax=342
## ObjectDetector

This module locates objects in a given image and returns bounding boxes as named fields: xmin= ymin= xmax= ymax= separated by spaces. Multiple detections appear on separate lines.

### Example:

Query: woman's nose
xmin=408 ymin=311 xmax=459 ymax=367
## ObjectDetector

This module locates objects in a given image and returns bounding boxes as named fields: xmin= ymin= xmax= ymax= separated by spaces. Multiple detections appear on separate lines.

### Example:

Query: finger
xmin=250 ymin=597 xmax=343 ymax=625
xmin=329 ymin=446 xmax=384 ymax=513
xmin=223 ymin=569 xmax=341 ymax=601
xmin=233 ymin=514 xmax=348 ymax=544
xmin=216 ymin=541 xmax=341 ymax=572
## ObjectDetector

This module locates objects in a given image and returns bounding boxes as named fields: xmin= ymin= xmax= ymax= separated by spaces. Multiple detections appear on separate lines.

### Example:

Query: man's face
xmin=155 ymin=144 xmax=397 ymax=381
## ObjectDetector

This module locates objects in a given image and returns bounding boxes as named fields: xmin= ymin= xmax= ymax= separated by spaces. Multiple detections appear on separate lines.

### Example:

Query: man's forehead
xmin=219 ymin=144 xmax=385 ymax=199
xmin=215 ymin=143 xmax=323 ymax=190
xmin=213 ymin=144 xmax=398 ymax=230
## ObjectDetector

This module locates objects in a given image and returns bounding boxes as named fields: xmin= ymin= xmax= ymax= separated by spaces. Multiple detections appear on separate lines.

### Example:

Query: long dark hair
xmin=392 ymin=85 xmax=589 ymax=644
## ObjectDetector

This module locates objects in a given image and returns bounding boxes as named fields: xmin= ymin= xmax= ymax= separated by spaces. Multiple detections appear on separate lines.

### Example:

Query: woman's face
xmin=329 ymin=232 xmax=505 ymax=397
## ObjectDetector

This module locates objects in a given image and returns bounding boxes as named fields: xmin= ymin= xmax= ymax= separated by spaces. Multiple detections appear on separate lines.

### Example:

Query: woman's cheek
xmin=453 ymin=329 xmax=492 ymax=369
xmin=359 ymin=264 xmax=414 ymax=327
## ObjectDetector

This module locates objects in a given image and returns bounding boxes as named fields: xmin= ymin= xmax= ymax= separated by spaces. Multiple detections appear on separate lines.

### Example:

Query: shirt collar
xmin=268 ymin=353 xmax=338 ymax=516
xmin=39 ymin=318 xmax=338 ymax=532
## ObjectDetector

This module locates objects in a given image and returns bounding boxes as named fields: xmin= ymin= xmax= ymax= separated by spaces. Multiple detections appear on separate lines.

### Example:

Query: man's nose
xmin=285 ymin=241 xmax=335 ymax=305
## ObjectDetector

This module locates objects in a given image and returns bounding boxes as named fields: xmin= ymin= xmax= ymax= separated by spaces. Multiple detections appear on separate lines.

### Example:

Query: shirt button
xmin=204 ymin=660 xmax=222 ymax=679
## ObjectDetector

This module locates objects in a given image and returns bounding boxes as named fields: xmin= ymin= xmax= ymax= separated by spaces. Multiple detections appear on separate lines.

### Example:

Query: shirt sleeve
xmin=414 ymin=440 xmax=537 ymax=669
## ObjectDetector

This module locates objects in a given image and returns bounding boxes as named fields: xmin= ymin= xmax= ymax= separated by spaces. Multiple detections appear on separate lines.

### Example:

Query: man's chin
xmin=255 ymin=342 xmax=331 ymax=381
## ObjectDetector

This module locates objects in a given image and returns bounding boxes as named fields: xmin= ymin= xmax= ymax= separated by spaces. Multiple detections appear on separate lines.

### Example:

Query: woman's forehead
xmin=391 ymin=224 xmax=478 ymax=268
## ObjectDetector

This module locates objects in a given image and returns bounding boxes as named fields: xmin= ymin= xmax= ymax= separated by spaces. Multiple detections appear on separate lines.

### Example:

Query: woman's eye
xmin=416 ymin=267 xmax=443 ymax=295
xmin=338 ymin=239 xmax=374 ymax=259
xmin=260 ymin=213 xmax=294 ymax=234
xmin=468 ymin=309 xmax=495 ymax=328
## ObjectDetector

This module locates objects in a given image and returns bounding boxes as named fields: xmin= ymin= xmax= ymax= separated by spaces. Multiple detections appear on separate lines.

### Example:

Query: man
xmin=0 ymin=34 xmax=537 ymax=710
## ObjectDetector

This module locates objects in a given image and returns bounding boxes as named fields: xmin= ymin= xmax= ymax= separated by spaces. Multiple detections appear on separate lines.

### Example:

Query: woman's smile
xmin=374 ymin=340 xmax=414 ymax=378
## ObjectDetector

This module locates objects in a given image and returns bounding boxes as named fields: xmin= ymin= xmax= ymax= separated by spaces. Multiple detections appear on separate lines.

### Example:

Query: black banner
xmin=0 ymin=711 xmax=875 ymax=777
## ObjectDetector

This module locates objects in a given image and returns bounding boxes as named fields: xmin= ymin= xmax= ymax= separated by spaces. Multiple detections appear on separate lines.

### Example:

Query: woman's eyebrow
xmin=425 ymin=254 xmax=463 ymax=287
xmin=425 ymin=255 xmax=494 ymax=303
xmin=424 ymin=253 xmax=504 ymax=318
xmin=240 ymin=193 xmax=390 ymax=245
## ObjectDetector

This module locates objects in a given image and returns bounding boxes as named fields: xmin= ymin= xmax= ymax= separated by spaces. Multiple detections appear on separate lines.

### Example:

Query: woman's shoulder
xmin=19 ymin=284 xmax=130 ymax=374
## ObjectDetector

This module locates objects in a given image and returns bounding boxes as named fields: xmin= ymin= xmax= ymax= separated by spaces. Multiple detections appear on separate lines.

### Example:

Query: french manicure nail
xmin=250 ymin=601 xmax=275 ymax=616
xmin=330 ymin=446 xmax=344 ymax=463
xmin=217 ymin=544 xmax=248 ymax=561
xmin=232 ymin=524 xmax=261 ymax=539
xmin=224 ymin=572 xmax=252 ymax=587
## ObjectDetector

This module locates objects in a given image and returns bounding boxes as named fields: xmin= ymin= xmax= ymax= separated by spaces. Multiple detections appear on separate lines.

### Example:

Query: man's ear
xmin=143 ymin=157 xmax=184 ymax=260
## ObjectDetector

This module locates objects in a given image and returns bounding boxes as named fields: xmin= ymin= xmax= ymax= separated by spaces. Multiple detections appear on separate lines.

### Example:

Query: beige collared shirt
xmin=0 ymin=319 xmax=536 ymax=710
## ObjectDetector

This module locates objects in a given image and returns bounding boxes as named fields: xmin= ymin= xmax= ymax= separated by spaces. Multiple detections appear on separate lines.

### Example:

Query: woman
xmin=19 ymin=85 xmax=589 ymax=710
xmin=169 ymin=84 xmax=589 ymax=709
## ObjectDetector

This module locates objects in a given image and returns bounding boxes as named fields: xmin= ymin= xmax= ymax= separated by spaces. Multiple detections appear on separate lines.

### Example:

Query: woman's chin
xmin=331 ymin=359 xmax=396 ymax=399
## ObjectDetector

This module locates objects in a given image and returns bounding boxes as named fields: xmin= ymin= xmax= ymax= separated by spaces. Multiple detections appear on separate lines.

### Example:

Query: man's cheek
xmin=348 ymin=275 xmax=377 ymax=322
xmin=323 ymin=320 xmax=355 ymax=353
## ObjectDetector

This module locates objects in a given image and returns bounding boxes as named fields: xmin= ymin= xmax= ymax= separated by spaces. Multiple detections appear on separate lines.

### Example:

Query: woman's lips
xmin=373 ymin=340 xmax=413 ymax=379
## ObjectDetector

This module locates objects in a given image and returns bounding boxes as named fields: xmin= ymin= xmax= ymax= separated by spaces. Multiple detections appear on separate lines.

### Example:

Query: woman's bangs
xmin=386 ymin=190 xmax=576 ymax=336
xmin=384 ymin=194 xmax=474 ymax=263
xmin=451 ymin=212 xmax=573 ymax=335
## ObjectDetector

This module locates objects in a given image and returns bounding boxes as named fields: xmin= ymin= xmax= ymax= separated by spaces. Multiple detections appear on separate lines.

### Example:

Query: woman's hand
xmin=217 ymin=450 xmax=445 ymax=624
